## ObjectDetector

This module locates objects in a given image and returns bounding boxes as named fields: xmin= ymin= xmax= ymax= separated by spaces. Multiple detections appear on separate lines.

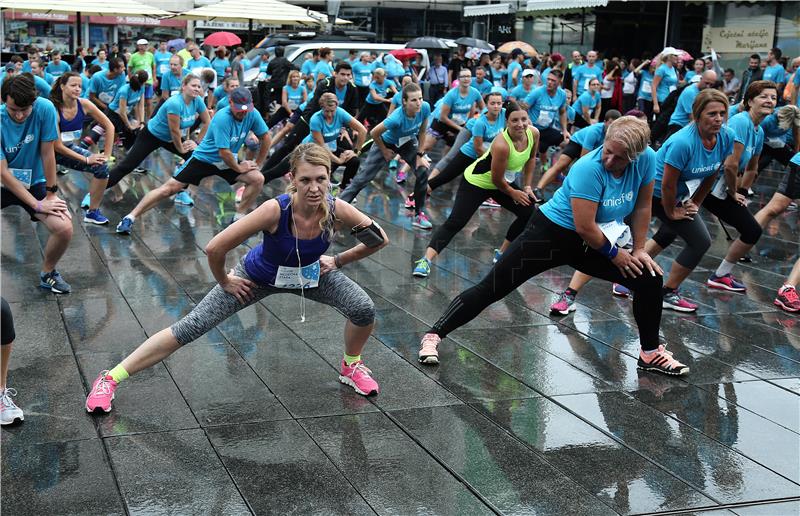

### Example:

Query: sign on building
xmin=701 ymin=26 xmax=774 ymax=53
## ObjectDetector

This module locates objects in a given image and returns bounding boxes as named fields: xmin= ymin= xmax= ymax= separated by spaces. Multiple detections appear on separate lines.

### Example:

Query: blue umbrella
xmin=167 ymin=38 xmax=186 ymax=51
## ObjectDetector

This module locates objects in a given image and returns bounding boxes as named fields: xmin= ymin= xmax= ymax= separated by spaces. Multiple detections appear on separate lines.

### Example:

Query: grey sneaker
xmin=40 ymin=270 xmax=71 ymax=294
xmin=0 ymin=388 xmax=24 ymax=425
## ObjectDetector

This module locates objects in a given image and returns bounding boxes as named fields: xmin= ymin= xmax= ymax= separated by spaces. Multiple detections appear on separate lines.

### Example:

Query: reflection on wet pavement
xmin=2 ymin=149 xmax=798 ymax=514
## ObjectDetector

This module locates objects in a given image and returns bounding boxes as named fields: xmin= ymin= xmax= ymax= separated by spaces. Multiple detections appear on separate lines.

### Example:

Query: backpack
xmin=651 ymin=83 xmax=690 ymax=143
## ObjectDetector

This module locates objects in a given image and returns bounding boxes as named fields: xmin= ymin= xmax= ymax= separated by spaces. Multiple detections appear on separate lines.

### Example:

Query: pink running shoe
xmin=418 ymin=333 xmax=441 ymax=364
xmin=404 ymin=195 xmax=416 ymax=210
xmin=339 ymin=360 xmax=379 ymax=396
xmin=775 ymin=286 xmax=800 ymax=313
xmin=707 ymin=273 xmax=746 ymax=292
xmin=481 ymin=197 xmax=501 ymax=208
xmin=637 ymin=345 xmax=689 ymax=376
xmin=396 ymin=169 xmax=407 ymax=183
xmin=662 ymin=290 xmax=698 ymax=313
xmin=235 ymin=186 xmax=245 ymax=204
xmin=85 ymin=371 xmax=118 ymax=413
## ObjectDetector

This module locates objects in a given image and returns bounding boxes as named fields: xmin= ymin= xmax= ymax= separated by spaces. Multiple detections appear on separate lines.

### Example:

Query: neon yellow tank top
xmin=464 ymin=127 xmax=536 ymax=190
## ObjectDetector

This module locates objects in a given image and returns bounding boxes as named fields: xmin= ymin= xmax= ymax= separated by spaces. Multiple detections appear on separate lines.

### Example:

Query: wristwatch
xmin=416 ymin=151 xmax=425 ymax=157
xmin=46 ymin=184 xmax=59 ymax=193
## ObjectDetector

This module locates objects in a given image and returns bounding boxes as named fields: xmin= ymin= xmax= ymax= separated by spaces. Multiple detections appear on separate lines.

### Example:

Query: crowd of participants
xmin=1 ymin=37 xmax=799 ymax=425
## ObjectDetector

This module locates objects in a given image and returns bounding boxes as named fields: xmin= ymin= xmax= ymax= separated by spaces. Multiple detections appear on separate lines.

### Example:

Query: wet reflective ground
xmin=2 ymin=146 xmax=799 ymax=515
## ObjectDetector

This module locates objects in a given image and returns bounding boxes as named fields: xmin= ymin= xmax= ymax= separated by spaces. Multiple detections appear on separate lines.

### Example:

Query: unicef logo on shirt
xmin=602 ymin=191 xmax=635 ymax=207
xmin=625 ymin=191 xmax=634 ymax=203
xmin=23 ymin=134 xmax=34 ymax=144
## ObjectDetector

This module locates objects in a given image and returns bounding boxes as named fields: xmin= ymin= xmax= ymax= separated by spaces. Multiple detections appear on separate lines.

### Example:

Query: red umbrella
xmin=203 ymin=32 xmax=241 ymax=47
xmin=389 ymin=48 xmax=420 ymax=61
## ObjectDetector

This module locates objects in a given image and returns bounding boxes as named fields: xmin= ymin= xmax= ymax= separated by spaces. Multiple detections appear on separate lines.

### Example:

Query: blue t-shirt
xmin=89 ymin=71 xmax=127 ymax=105
xmin=80 ymin=74 xmax=91 ymax=99
xmin=187 ymin=56 xmax=212 ymax=70
xmin=654 ymin=64 xmax=678 ymax=102
xmin=90 ymin=58 xmax=110 ymax=71
xmin=525 ymin=86 xmax=567 ymax=130
xmin=683 ymin=70 xmax=700 ymax=84
xmin=365 ymin=78 xmax=397 ymax=105
xmin=390 ymin=90 xmax=403 ymax=108
xmin=31 ymin=75 xmax=51 ymax=97
xmin=45 ymin=61 xmax=70 ymax=78
xmin=728 ymin=111 xmax=764 ymax=171
xmin=314 ymin=60 xmax=333 ymax=81
xmin=571 ymin=122 xmax=606 ymax=151
xmin=791 ymin=152 xmax=800 ymax=167
xmin=212 ymin=85 xmax=230 ymax=109
xmin=442 ymin=86 xmax=482 ymax=125
xmin=382 ymin=101 xmax=432 ymax=146
xmin=352 ymin=61 xmax=374 ymax=87
xmin=154 ymin=51 xmax=172 ymax=77
xmin=760 ymin=113 xmax=793 ymax=145
xmin=572 ymin=63 xmax=603 ymax=96
xmin=541 ymin=146 xmax=657 ymax=230
xmin=108 ymin=84 xmax=144 ymax=114
xmin=190 ymin=106 xmax=268 ymax=165
xmin=302 ymin=107 xmax=353 ymax=150
xmin=301 ymin=59 xmax=317 ymax=78
xmin=490 ymin=67 xmax=507 ymax=88
xmin=509 ymin=84 xmax=533 ymax=101
xmin=0 ymin=97 xmax=59 ymax=186
xmin=637 ymin=69 xmax=654 ymax=101
xmin=506 ymin=61 xmax=522 ymax=90
xmin=763 ymin=64 xmax=786 ymax=84
xmin=794 ymin=72 xmax=800 ymax=106
xmin=572 ymin=90 xmax=600 ymax=118
xmin=669 ymin=84 xmax=700 ymax=127
xmin=728 ymin=102 xmax=742 ymax=118
xmin=283 ymin=84 xmax=305 ymax=111
xmin=211 ymin=58 xmax=229 ymax=80
xmin=460 ymin=113 xmax=505 ymax=159
xmin=147 ymin=94 xmax=207 ymax=142
xmin=160 ymin=69 xmax=190 ymax=97
xmin=653 ymin=123 xmax=735 ymax=200
xmin=471 ymin=78 xmax=492 ymax=96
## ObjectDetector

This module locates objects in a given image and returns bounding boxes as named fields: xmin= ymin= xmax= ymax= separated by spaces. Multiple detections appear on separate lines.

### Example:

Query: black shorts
xmin=429 ymin=119 xmax=461 ymax=146
xmin=1 ymin=182 xmax=47 ymax=221
xmin=777 ymin=162 xmax=800 ymax=200
xmin=173 ymin=156 xmax=241 ymax=186
xmin=288 ymin=109 xmax=303 ymax=125
xmin=562 ymin=140 xmax=584 ymax=160
xmin=538 ymin=126 xmax=564 ymax=152
xmin=1 ymin=297 xmax=14 ymax=345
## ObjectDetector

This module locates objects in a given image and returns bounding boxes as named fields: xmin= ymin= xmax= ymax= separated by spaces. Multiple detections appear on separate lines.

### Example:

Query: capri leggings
xmin=428 ymin=150 xmax=474 ymax=191
xmin=433 ymin=127 xmax=471 ymax=172
xmin=170 ymin=263 xmax=375 ymax=345
xmin=427 ymin=176 xmax=533 ymax=254
xmin=1 ymin=297 xmax=15 ymax=345
xmin=106 ymin=126 xmax=192 ymax=188
xmin=56 ymin=143 xmax=109 ymax=179
xmin=430 ymin=210 xmax=663 ymax=350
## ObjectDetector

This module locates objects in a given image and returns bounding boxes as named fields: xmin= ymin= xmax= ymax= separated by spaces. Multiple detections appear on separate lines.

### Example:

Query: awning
xmin=521 ymin=0 xmax=608 ymax=16
xmin=175 ymin=0 xmax=350 ymax=26
xmin=0 ymin=0 xmax=172 ymax=17
xmin=463 ymin=2 xmax=515 ymax=17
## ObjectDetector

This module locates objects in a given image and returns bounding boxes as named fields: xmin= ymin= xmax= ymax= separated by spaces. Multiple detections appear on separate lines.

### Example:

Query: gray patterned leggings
xmin=171 ymin=262 xmax=375 ymax=346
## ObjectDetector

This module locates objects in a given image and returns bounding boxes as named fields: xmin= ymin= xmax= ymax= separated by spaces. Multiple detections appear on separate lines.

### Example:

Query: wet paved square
xmin=2 ymin=149 xmax=799 ymax=514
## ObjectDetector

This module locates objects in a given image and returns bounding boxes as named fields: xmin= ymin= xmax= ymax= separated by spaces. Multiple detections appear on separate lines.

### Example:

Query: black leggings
xmin=428 ymin=150 xmax=474 ymax=192
xmin=357 ymin=102 xmax=388 ymax=129
xmin=430 ymin=210 xmax=663 ymax=350
xmin=758 ymin=144 xmax=794 ymax=172
xmin=1 ymin=297 xmax=14 ymax=346
xmin=267 ymin=106 xmax=293 ymax=128
xmin=263 ymin=118 xmax=310 ymax=170
xmin=263 ymin=146 xmax=360 ymax=190
xmin=106 ymin=126 xmax=191 ymax=188
xmin=105 ymin=111 xmax=139 ymax=151
xmin=427 ymin=176 xmax=533 ymax=254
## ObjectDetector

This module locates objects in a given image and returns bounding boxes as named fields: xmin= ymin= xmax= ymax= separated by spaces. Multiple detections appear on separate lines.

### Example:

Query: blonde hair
xmin=286 ymin=69 xmax=300 ymax=86
xmin=319 ymin=92 xmax=338 ymax=107
xmin=372 ymin=67 xmax=386 ymax=78
xmin=285 ymin=143 xmax=335 ymax=239
xmin=776 ymin=104 xmax=800 ymax=130
xmin=692 ymin=88 xmax=729 ymax=124
xmin=605 ymin=116 xmax=650 ymax=160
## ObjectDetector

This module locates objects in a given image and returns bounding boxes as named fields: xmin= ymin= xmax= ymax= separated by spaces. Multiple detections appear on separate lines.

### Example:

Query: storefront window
xmin=89 ymin=25 xmax=113 ymax=49
xmin=523 ymin=13 xmax=596 ymax=57
xmin=117 ymin=25 xmax=183 ymax=50
xmin=3 ymin=18 xmax=74 ymax=53
xmin=776 ymin=2 xmax=799 ymax=62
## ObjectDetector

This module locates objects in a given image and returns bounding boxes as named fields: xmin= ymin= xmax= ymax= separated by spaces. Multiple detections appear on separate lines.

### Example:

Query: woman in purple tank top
xmin=85 ymin=143 xmax=390 ymax=414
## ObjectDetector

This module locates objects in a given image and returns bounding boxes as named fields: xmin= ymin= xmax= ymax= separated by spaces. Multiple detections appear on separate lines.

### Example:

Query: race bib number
xmin=493 ymin=79 xmax=503 ymax=88
xmin=683 ymin=178 xmax=702 ymax=201
xmin=504 ymin=169 xmax=517 ymax=183
xmin=99 ymin=92 xmax=113 ymax=104
xmin=710 ymin=175 xmax=728 ymax=200
xmin=170 ymin=89 xmax=180 ymax=96
xmin=598 ymin=220 xmax=632 ymax=248
xmin=60 ymin=129 xmax=82 ymax=143
xmin=641 ymin=81 xmax=652 ymax=94
xmin=10 ymin=168 xmax=32 ymax=188
xmin=452 ymin=112 xmax=466 ymax=125
xmin=584 ymin=78 xmax=592 ymax=91
xmin=159 ymin=64 xmax=169 ymax=75
xmin=361 ymin=76 xmax=370 ymax=86
xmin=669 ymin=85 xmax=677 ymax=92
xmin=325 ymin=140 xmax=338 ymax=151
xmin=397 ymin=135 xmax=413 ymax=147
xmin=274 ymin=261 xmax=320 ymax=289
xmin=213 ymin=160 xmax=230 ymax=170
xmin=765 ymin=137 xmax=785 ymax=149
xmin=288 ymin=100 xmax=299 ymax=111
xmin=535 ymin=110 xmax=554 ymax=127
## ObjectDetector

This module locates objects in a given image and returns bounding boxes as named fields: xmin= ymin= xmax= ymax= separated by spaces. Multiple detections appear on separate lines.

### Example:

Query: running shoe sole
xmin=83 ymin=216 xmax=109 ymax=225
xmin=338 ymin=375 xmax=378 ymax=396
xmin=418 ymin=355 xmax=439 ymax=365
xmin=662 ymin=301 xmax=697 ymax=313
xmin=39 ymin=283 xmax=68 ymax=294
xmin=706 ymin=279 xmax=746 ymax=292
xmin=412 ymin=222 xmax=432 ymax=230
xmin=612 ymin=289 xmax=630 ymax=298
xmin=0 ymin=414 xmax=24 ymax=425
xmin=550 ymin=304 xmax=577 ymax=316
xmin=775 ymin=299 xmax=800 ymax=313
xmin=85 ymin=393 xmax=114 ymax=413
xmin=637 ymin=360 xmax=690 ymax=376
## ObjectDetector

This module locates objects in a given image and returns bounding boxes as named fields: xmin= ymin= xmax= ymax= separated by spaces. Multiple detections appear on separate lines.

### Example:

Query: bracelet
xmin=85 ymin=156 xmax=89 ymax=165
xmin=334 ymin=253 xmax=343 ymax=269
xmin=598 ymin=241 xmax=619 ymax=259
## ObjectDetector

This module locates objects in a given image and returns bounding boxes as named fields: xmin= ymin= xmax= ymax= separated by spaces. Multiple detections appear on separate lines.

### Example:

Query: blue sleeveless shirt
xmin=59 ymin=100 xmax=86 ymax=138
xmin=243 ymin=193 xmax=333 ymax=286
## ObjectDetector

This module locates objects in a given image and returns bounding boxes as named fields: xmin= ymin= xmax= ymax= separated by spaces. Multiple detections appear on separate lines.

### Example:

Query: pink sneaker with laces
xmin=418 ymin=333 xmax=441 ymax=364
xmin=637 ymin=345 xmax=689 ymax=376
xmin=85 ymin=371 xmax=118 ymax=413
xmin=339 ymin=360 xmax=379 ymax=396
xmin=404 ymin=195 xmax=415 ymax=210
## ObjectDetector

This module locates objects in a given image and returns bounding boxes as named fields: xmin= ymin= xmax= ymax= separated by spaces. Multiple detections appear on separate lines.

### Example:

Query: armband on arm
xmin=351 ymin=220 xmax=385 ymax=248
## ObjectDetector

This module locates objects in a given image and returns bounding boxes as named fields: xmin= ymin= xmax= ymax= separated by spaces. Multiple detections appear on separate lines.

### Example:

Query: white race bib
xmin=535 ymin=110 xmax=554 ymax=127
xmin=598 ymin=220 xmax=632 ymax=248
xmin=99 ymin=92 xmax=113 ymax=103
xmin=10 ymin=168 xmax=32 ymax=188
xmin=397 ymin=135 xmax=413 ymax=147
xmin=641 ymin=81 xmax=652 ymax=94
xmin=288 ymin=100 xmax=299 ymax=111
xmin=683 ymin=178 xmax=702 ymax=201
xmin=213 ymin=160 xmax=230 ymax=170
xmin=60 ymin=129 xmax=82 ymax=143
xmin=158 ymin=64 xmax=168 ymax=75
xmin=361 ymin=76 xmax=370 ymax=86
xmin=710 ymin=175 xmax=728 ymax=200
xmin=504 ymin=169 xmax=517 ymax=183
xmin=452 ymin=112 xmax=467 ymax=125
xmin=273 ymin=261 xmax=320 ymax=289
xmin=669 ymin=85 xmax=677 ymax=92
xmin=325 ymin=140 xmax=338 ymax=151
xmin=493 ymin=79 xmax=503 ymax=88
xmin=584 ymin=78 xmax=592 ymax=91
xmin=765 ymin=137 xmax=785 ymax=149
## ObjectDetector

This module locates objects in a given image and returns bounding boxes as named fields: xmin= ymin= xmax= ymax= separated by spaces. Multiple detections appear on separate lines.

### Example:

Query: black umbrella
xmin=454 ymin=37 xmax=494 ymax=51
xmin=406 ymin=36 xmax=450 ymax=50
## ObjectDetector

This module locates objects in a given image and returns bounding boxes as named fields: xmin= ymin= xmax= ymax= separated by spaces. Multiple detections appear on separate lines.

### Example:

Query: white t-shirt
xmin=601 ymin=77 xmax=615 ymax=99
xmin=623 ymin=71 xmax=637 ymax=94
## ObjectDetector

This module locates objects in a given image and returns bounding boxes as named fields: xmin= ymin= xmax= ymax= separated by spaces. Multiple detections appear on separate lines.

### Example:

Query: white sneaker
xmin=0 ymin=388 xmax=24 ymax=425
